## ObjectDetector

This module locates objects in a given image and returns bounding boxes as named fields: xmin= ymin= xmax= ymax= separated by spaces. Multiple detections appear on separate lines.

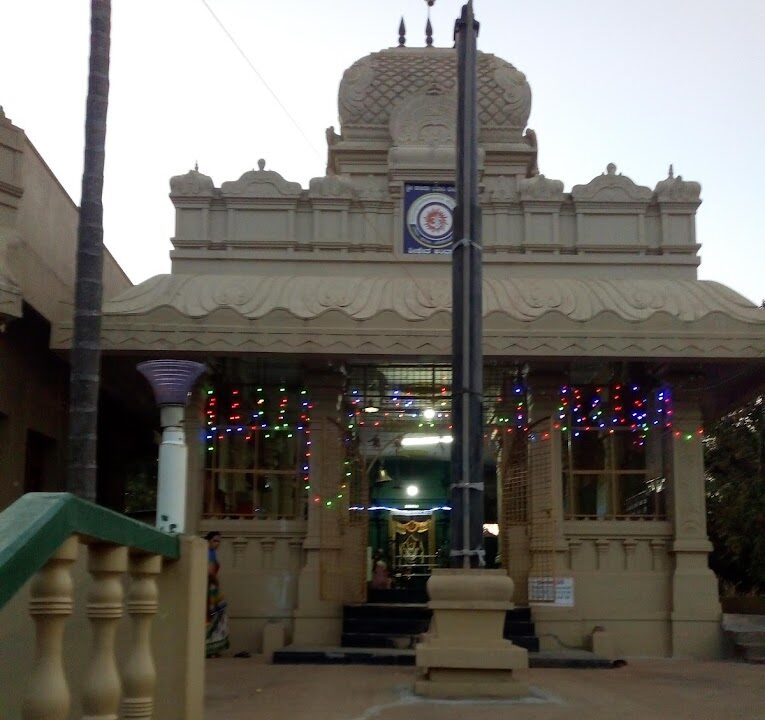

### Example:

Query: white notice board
xmin=528 ymin=577 xmax=575 ymax=607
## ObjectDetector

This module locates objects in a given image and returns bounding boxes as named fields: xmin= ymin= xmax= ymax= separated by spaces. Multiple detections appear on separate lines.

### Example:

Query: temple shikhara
xmin=9 ymin=29 xmax=762 ymax=664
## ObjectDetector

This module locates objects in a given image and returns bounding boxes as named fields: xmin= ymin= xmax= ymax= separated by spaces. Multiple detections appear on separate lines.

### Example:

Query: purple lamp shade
xmin=137 ymin=360 xmax=207 ymax=406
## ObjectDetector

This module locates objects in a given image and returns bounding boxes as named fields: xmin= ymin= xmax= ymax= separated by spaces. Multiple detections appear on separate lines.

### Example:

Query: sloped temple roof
xmin=50 ymin=43 xmax=765 ymax=392
xmin=52 ymin=274 xmax=765 ymax=359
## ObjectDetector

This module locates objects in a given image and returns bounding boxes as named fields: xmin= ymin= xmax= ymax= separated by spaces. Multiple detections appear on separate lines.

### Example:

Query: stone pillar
xmin=151 ymin=536 xmax=206 ymax=720
xmin=415 ymin=569 xmax=528 ymax=698
xmin=183 ymin=388 xmax=207 ymax=535
xmin=526 ymin=372 xmax=567 ymax=589
xmin=666 ymin=382 xmax=722 ymax=658
xmin=292 ymin=367 xmax=345 ymax=645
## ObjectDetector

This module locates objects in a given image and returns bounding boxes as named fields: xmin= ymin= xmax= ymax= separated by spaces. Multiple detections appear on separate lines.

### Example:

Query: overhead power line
xmin=200 ymin=0 xmax=323 ymax=161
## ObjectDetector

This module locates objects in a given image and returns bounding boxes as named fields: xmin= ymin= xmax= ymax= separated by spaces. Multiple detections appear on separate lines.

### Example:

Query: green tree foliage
xmin=705 ymin=396 xmax=765 ymax=593
xmin=123 ymin=460 xmax=157 ymax=516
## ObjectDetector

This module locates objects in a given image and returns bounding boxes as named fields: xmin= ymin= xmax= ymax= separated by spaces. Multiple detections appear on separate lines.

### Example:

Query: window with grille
xmin=202 ymin=379 xmax=310 ymax=520
xmin=559 ymin=384 xmax=668 ymax=520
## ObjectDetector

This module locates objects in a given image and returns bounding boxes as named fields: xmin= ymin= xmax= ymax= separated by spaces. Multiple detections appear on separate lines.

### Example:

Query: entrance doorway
xmin=345 ymin=363 xmax=511 ymax=602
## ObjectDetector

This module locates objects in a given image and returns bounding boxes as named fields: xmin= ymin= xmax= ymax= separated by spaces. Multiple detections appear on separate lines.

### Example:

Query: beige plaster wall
xmin=0 ymin=536 xmax=206 ymax=720
xmin=531 ymin=526 xmax=674 ymax=657
xmin=1 ymin=115 xmax=131 ymax=323
xmin=0 ymin=114 xmax=132 ymax=511
xmin=198 ymin=526 xmax=305 ymax=653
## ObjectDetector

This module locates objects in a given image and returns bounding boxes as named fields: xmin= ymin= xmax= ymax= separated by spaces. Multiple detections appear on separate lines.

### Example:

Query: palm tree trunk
xmin=67 ymin=0 xmax=111 ymax=501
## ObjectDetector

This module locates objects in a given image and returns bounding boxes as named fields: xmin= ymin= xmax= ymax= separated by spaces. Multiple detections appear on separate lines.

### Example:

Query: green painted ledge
xmin=0 ymin=493 xmax=180 ymax=609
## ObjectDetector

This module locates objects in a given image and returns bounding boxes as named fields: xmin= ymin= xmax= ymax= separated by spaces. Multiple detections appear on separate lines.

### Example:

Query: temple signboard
xmin=403 ymin=182 xmax=456 ymax=254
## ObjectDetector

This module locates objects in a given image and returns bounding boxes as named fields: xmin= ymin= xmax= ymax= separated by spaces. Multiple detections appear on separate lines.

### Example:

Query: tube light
xmin=400 ymin=435 xmax=453 ymax=447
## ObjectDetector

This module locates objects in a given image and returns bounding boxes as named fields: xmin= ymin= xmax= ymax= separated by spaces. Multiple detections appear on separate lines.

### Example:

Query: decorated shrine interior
xmin=198 ymin=356 xmax=705 ymax=601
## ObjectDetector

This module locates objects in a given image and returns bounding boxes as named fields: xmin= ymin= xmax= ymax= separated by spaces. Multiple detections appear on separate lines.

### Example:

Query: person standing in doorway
xmin=205 ymin=531 xmax=230 ymax=657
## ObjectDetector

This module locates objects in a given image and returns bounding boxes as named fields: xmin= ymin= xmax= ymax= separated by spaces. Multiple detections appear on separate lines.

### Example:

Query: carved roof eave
xmin=49 ymin=275 xmax=765 ymax=361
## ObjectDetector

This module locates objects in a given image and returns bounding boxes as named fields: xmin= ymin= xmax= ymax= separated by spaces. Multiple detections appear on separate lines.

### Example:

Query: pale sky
xmin=2 ymin=0 xmax=764 ymax=304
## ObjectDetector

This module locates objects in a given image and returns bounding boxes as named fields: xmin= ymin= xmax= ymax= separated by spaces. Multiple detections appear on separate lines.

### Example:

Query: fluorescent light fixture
xmin=422 ymin=408 xmax=436 ymax=420
xmin=405 ymin=484 xmax=419 ymax=497
xmin=400 ymin=435 xmax=453 ymax=447
xmin=363 ymin=405 xmax=379 ymax=413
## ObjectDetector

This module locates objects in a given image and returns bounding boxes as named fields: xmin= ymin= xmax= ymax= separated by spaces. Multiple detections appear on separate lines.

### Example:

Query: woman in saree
xmin=205 ymin=531 xmax=230 ymax=657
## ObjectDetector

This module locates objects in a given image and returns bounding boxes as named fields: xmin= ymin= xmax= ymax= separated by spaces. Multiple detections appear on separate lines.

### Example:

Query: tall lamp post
xmin=414 ymin=2 xmax=529 ymax=698
xmin=137 ymin=360 xmax=206 ymax=533
xmin=450 ymin=0 xmax=484 ymax=570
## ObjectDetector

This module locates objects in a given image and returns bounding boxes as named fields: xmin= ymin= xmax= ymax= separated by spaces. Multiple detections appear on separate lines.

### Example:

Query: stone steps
xmin=273 ymin=645 xmax=614 ymax=668
xmin=722 ymin=614 xmax=765 ymax=664
xmin=340 ymin=603 xmax=540 ymax=653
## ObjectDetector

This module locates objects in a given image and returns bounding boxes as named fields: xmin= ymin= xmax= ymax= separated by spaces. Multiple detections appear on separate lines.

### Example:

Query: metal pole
xmin=451 ymin=1 xmax=484 ymax=569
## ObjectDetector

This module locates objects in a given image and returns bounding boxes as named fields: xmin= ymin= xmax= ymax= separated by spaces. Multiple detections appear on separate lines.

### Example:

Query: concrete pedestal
xmin=415 ymin=569 xmax=529 ymax=699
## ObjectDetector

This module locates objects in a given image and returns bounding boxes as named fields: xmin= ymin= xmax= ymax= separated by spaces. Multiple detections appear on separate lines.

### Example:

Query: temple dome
xmin=337 ymin=47 xmax=532 ymax=143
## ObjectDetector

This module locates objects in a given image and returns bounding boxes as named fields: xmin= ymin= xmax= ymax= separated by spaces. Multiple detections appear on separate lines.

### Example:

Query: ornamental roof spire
xmin=425 ymin=0 xmax=435 ymax=46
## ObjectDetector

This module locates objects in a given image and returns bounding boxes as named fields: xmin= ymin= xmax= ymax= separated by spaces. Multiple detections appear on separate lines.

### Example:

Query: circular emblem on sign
xmin=407 ymin=192 xmax=456 ymax=249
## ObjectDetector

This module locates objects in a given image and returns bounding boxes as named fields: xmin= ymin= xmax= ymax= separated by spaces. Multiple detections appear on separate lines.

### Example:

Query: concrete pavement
xmin=205 ymin=656 xmax=765 ymax=720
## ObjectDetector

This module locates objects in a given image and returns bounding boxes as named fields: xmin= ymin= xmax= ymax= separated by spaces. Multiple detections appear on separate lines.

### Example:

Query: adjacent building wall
xmin=0 ymin=111 xmax=132 ymax=510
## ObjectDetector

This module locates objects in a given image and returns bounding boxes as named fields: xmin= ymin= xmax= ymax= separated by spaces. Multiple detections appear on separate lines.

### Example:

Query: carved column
xmin=292 ymin=366 xmax=346 ymax=645
xmin=526 ymin=371 xmax=567 ymax=586
xmin=184 ymin=387 xmax=207 ymax=534
xmin=22 ymin=536 xmax=79 ymax=720
xmin=666 ymin=379 xmax=722 ymax=657
xmin=121 ymin=553 xmax=162 ymax=720
xmin=82 ymin=544 xmax=128 ymax=720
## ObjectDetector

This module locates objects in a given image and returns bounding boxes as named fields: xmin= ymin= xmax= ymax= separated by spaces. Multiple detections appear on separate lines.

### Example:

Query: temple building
xmin=53 ymin=39 xmax=765 ymax=659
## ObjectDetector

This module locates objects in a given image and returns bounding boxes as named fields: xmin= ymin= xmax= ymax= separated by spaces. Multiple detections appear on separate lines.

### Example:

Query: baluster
xmin=22 ymin=536 xmax=79 ymax=720
xmin=121 ymin=554 xmax=162 ymax=719
xmin=82 ymin=544 xmax=128 ymax=720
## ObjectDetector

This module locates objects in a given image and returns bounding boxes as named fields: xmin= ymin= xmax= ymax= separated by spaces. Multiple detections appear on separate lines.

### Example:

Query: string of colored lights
xmin=556 ymin=384 xmax=702 ymax=442
xmin=203 ymin=386 xmax=312 ymax=514
xmin=202 ymin=380 xmax=705 ymax=517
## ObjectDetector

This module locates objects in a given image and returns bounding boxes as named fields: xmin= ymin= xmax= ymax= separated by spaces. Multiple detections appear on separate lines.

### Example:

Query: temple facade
xmin=53 ymin=44 xmax=765 ymax=658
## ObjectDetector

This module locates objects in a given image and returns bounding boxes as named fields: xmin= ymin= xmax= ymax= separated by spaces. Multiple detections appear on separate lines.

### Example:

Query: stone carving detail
xmin=169 ymin=168 xmax=215 ymax=197
xmin=572 ymin=163 xmax=652 ymax=203
xmin=389 ymin=93 xmax=457 ymax=146
xmin=325 ymin=126 xmax=340 ymax=146
xmin=220 ymin=160 xmax=302 ymax=198
xmin=519 ymin=174 xmax=564 ymax=202
xmin=487 ymin=176 xmax=518 ymax=202
xmin=104 ymin=275 xmax=765 ymax=325
xmin=338 ymin=58 xmax=375 ymax=120
xmin=338 ymin=49 xmax=531 ymax=135
xmin=308 ymin=174 xmax=356 ymax=199
xmin=354 ymin=175 xmax=388 ymax=201
xmin=492 ymin=64 xmax=533 ymax=129
xmin=524 ymin=128 xmax=539 ymax=176
xmin=654 ymin=165 xmax=701 ymax=203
